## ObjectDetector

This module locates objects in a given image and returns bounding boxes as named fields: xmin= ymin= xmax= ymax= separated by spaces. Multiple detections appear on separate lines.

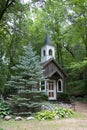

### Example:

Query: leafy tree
xmin=28 ymin=0 xmax=68 ymax=66
xmin=67 ymin=58 xmax=87 ymax=96
xmin=62 ymin=0 xmax=87 ymax=96
xmin=64 ymin=0 xmax=87 ymax=58
xmin=26 ymin=0 xmax=87 ymax=96
xmin=41 ymin=0 xmax=67 ymax=66
xmin=0 ymin=0 xmax=26 ymax=21
xmin=7 ymin=44 xmax=44 ymax=116
xmin=0 ymin=0 xmax=87 ymax=98
xmin=0 ymin=0 xmax=32 ymax=82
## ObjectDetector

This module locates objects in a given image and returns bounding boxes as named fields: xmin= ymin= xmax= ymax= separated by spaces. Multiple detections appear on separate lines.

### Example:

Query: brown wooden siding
xmin=43 ymin=61 xmax=65 ymax=79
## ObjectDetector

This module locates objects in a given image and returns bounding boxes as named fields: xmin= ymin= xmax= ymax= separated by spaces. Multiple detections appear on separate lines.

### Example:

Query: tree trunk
xmin=56 ymin=43 xmax=63 ymax=66
xmin=0 ymin=0 xmax=15 ymax=20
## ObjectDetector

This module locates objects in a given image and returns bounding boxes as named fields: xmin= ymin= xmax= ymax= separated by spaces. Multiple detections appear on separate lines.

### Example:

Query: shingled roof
xmin=41 ymin=58 xmax=67 ymax=77
xmin=44 ymin=33 xmax=51 ymax=45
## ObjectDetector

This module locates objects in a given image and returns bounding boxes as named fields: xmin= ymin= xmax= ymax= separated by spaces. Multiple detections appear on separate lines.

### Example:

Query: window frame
xmin=57 ymin=79 xmax=63 ymax=92
xmin=40 ymin=81 xmax=46 ymax=92
xmin=49 ymin=49 xmax=52 ymax=56
xmin=43 ymin=50 xmax=46 ymax=56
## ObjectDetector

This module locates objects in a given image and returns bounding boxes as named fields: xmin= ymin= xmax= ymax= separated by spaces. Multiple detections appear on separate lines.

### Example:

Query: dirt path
xmin=75 ymin=101 xmax=87 ymax=113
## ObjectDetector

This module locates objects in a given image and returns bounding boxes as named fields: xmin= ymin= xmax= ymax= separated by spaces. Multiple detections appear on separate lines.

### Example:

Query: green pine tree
xmin=7 ymin=44 xmax=45 ymax=116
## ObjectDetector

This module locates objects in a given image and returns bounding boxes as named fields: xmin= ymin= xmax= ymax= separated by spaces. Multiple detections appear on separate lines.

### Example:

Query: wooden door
xmin=48 ymin=81 xmax=56 ymax=100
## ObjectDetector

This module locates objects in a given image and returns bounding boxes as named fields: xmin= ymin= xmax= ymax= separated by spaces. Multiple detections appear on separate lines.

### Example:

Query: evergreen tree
xmin=7 ymin=44 xmax=44 ymax=116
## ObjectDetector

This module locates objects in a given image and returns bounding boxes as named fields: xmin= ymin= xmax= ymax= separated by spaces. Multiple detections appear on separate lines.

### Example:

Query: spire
xmin=41 ymin=33 xmax=55 ymax=63
xmin=44 ymin=33 xmax=51 ymax=45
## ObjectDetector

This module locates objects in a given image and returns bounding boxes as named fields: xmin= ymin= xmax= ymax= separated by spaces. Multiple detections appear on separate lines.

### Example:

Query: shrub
xmin=0 ymin=101 xmax=11 ymax=118
xmin=57 ymin=92 xmax=71 ymax=103
xmin=35 ymin=107 xmax=74 ymax=120
xmin=35 ymin=110 xmax=56 ymax=120
xmin=76 ymin=96 xmax=87 ymax=103
xmin=39 ymin=92 xmax=48 ymax=101
xmin=54 ymin=107 xmax=74 ymax=119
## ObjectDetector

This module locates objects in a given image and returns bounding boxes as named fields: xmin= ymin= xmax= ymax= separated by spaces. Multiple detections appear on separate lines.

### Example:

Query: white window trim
xmin=57 ymin=79 xmax=63 ymax=92
xmin=43 ymin=50 xmax=46 ymax=57
xmin=39 ymin=81 xmax=47 ymax=92
xmin=47 ymin=80 xmax=56 ymax=100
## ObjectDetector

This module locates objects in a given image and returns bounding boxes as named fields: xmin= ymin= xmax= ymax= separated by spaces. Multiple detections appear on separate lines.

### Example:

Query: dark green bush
xmin=0 ymin=101 xmax=11 ymax=118
xmin=57 ymin=92 xmax=71 ymax=103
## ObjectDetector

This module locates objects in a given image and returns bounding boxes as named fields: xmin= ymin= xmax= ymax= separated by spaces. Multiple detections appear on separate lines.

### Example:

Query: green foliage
xmin=70 ymin=58 xmax=87 ymax=74
xmin=76 ymin=97 xmax=87 ymax=103
xmin=0 ymin=0 xmax=87 ymax=100
xmin=57 ymin=92 xmax=71 ymax=103
xmin=54 ymin=107 xmax=74 ymax=119
xmin=39 ymin=92 xmax=48 ymax=101
xmin=35 ymin=110 xmax=56 ymax=120
xmin=7 ymin=44 xmax=44 ymax=116
xmin=67 ymin=79 xmax=87 ymax=96
xmin=0 ymin=0 xmax=31 ymax=98
xmin=8 ymin=92 xmax=48 ymax=116
xmin=0 ymin=101 xmax=11 ymax=119
xmin=7 ymin=44 xmax=43 ymax=90
xmin=35 ymin=107 xmax=74 ymax=120
xmin=0 ymin=128 xmax=5 ymax=130
xmin=67 ymin=58 xmax=87 ymax=96
xmin=0 ymin=63 xmax=7 ymax=96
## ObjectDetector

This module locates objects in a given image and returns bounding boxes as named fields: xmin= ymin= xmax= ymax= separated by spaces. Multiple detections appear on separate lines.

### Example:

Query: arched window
xmin=49 ymin=49 xmax=52 ymax=56
xmin=43 ymin=50 xmax=46 ymax=56
xmin=57 ymin=79 xmax=63 ymax=92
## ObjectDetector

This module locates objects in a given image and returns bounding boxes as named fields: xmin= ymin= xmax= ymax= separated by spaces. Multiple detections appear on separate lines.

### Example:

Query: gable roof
xmin=41 ymin=58 xmax=67 ymax=78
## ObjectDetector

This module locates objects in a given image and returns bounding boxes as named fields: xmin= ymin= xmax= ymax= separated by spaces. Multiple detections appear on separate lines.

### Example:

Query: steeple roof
xmin=44 ymin=34 xmax=51 ymax=45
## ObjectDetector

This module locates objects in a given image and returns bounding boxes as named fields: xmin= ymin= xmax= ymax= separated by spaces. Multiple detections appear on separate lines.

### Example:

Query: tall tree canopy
xmin=0 ymin=0 xmax=87 ymax=97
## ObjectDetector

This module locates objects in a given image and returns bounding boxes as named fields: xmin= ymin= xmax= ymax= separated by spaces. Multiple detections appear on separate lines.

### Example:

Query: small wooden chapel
xmin=40 ymin=34 xmax=67 ymax=100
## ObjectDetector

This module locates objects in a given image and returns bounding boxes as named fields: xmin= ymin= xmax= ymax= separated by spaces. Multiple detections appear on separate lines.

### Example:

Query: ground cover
xmin=0 ymin=101 xmax=87 ymax=130
xmin=0 ymin=115 xmax=87 ymax=130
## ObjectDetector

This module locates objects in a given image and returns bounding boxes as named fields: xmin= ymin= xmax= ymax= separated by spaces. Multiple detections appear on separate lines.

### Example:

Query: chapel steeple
xmin=44 ymin=33 xmax=51 ymax=45
xmin=41 ymin=34 xmax=55 ymax=63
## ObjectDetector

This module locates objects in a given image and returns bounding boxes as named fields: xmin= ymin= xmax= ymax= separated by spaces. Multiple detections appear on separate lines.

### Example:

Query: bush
xmin=57 ymin=92 xmax=71 ymax=103
xmin=0 ymin=101 xmax=11 ymax=118
xmin=54 ymin=107 xmax=74 ymax=119
xmin=35 ymin=110 xmax=56 ymax=120
xmin=35 ymin=107 xmax=74 ymax=120
xmin=39 ymin=92 xmax=48 ymax=101
xmin=76 ymin=96 xmax=87 ymax=103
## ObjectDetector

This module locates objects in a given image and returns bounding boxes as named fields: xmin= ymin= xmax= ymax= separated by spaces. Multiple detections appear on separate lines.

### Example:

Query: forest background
xmin=0 ymin=0 xmax=87 ymax=98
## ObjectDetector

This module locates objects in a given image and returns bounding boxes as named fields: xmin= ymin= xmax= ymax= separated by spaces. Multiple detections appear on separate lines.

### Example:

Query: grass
xmin=0 ymin=113 xmax=87 ymax=130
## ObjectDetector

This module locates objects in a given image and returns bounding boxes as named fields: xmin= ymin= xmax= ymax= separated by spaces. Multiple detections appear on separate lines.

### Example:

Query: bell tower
xmin=41 ymin=34 xmax=55 ymax=63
